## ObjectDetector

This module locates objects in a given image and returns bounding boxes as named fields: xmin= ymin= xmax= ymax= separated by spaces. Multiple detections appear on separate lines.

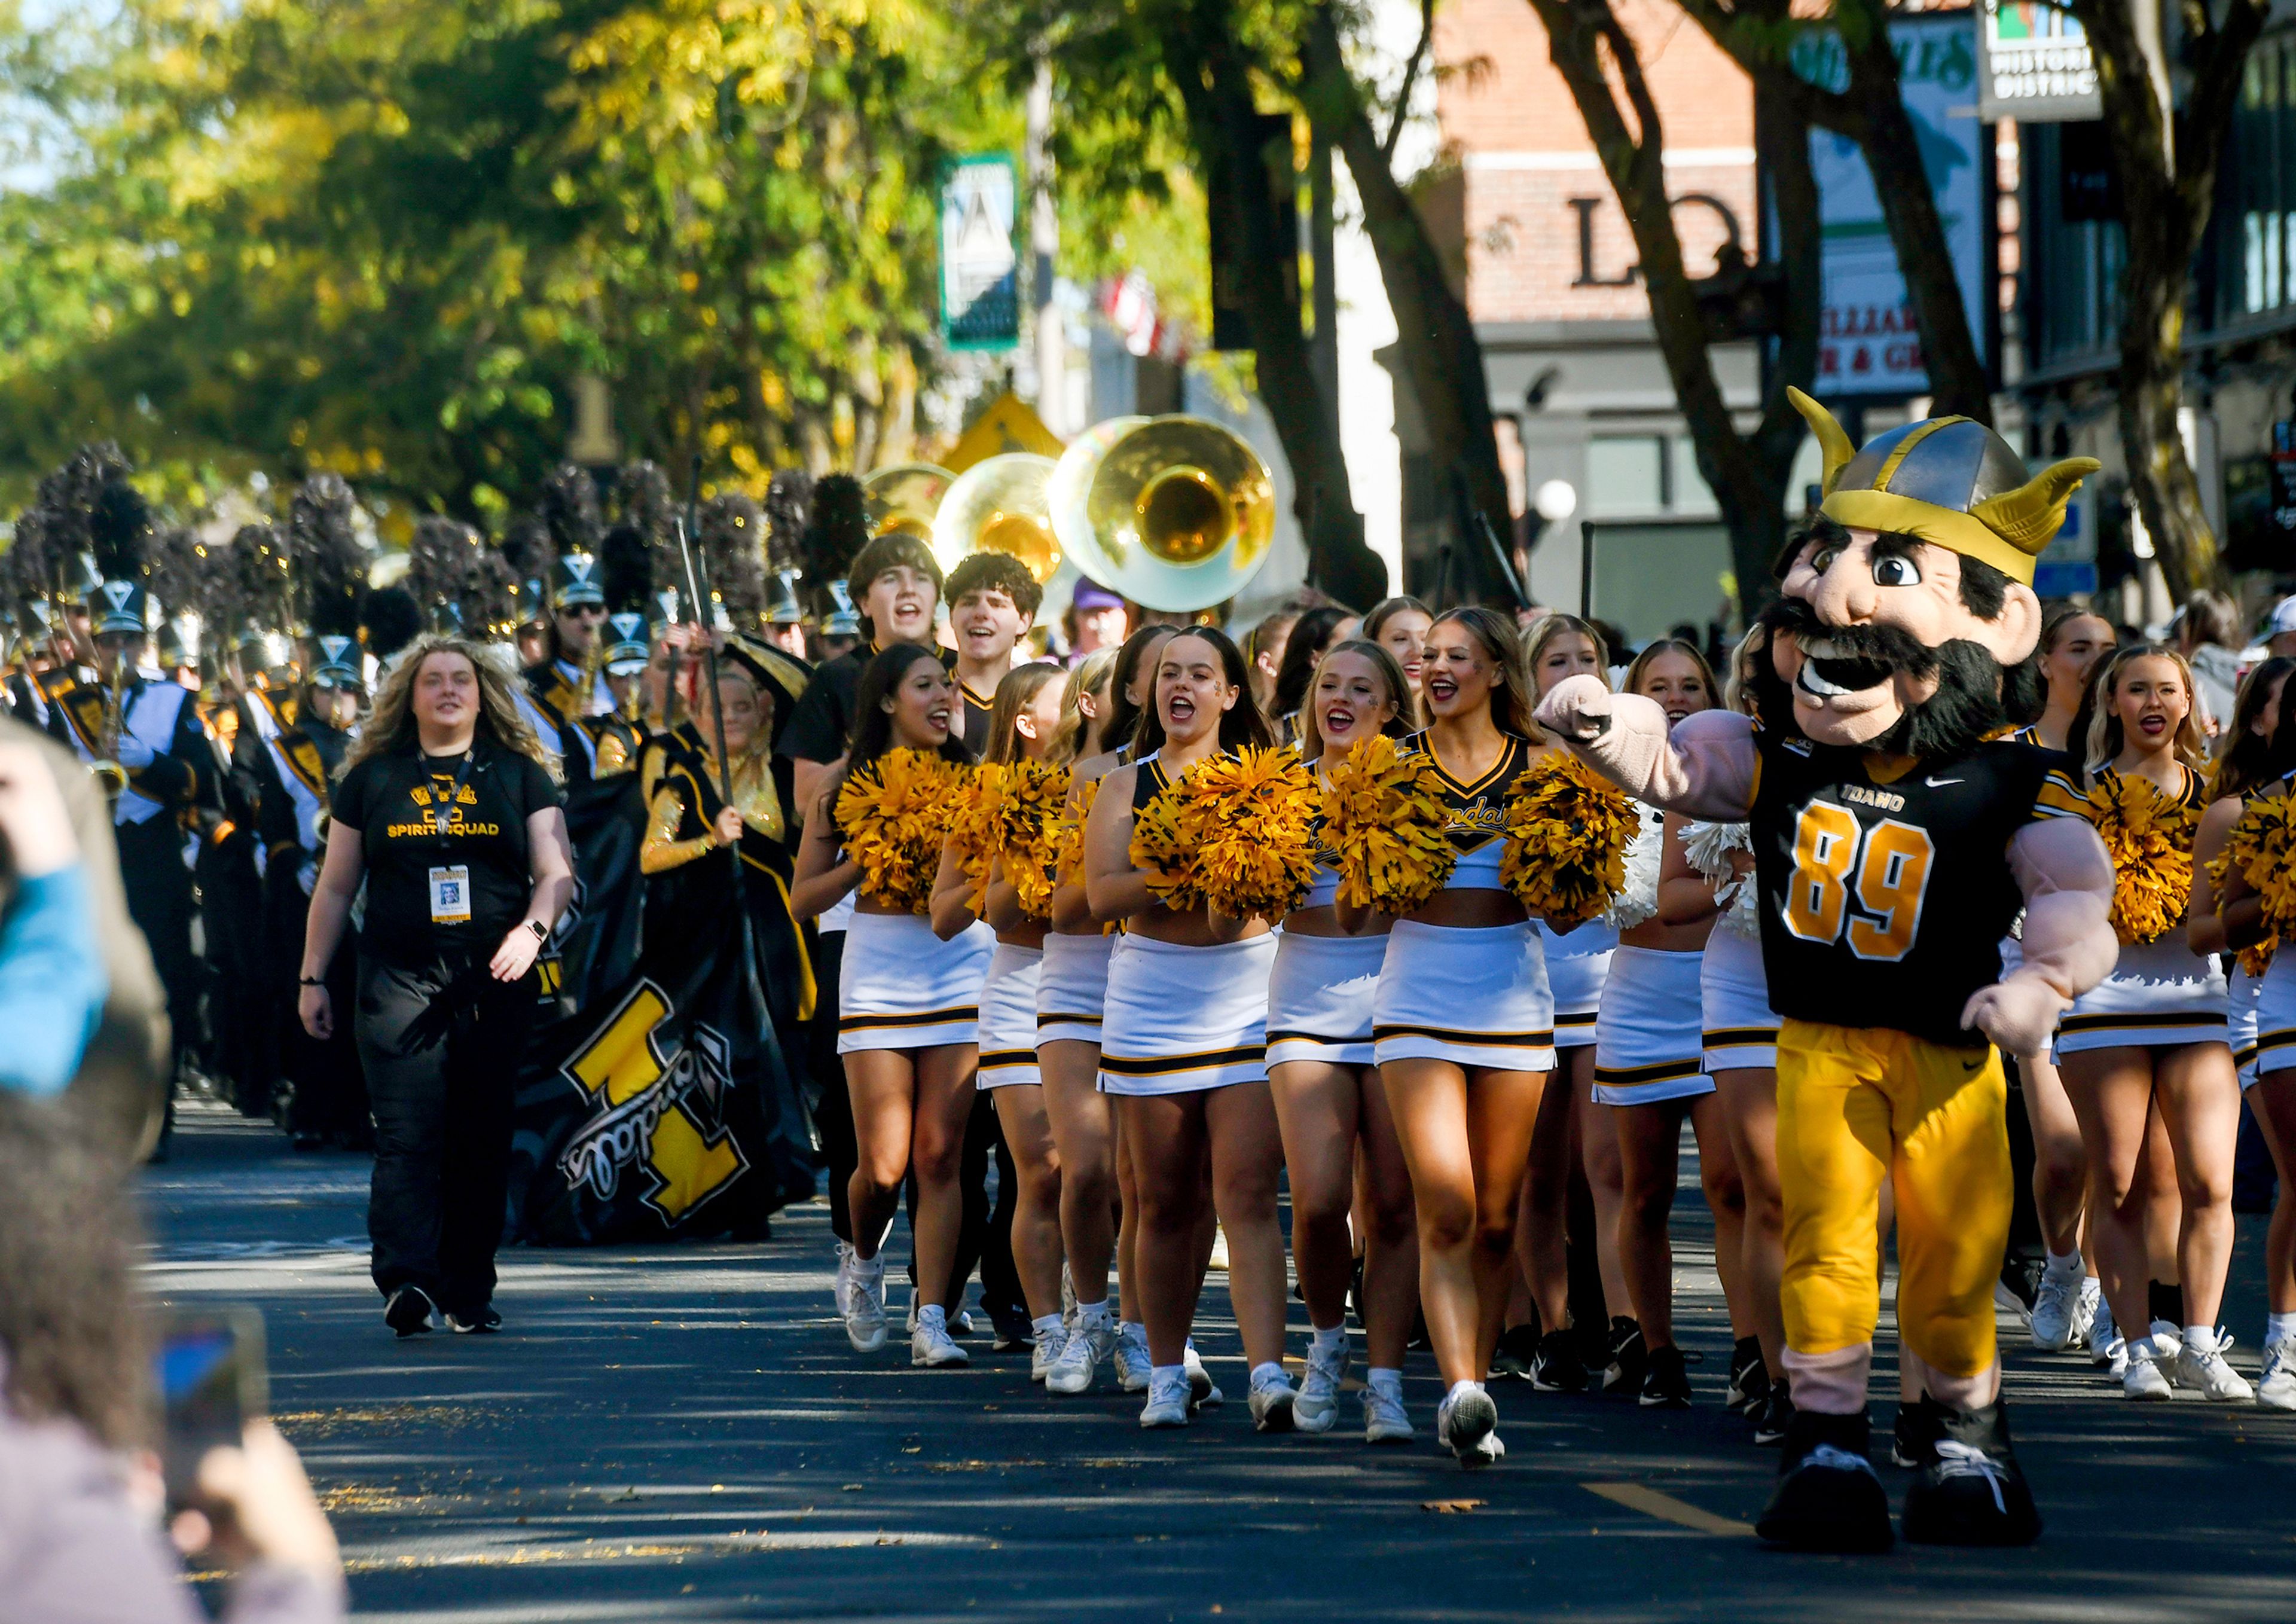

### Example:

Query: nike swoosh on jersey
xmin=1925 ymin=776 xmax=1965 ymax=787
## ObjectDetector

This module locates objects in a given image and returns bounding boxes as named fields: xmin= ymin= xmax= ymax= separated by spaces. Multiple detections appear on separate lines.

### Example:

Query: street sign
xmin=941 ymin=156 xmax=1019 ymax=352
xmin=945 ymin=391 xmax=1065 ymax=475
xmin=1977 ymin=0 xmax=2101 ymax=123
xmin=1793 ymin=13 xmax=1989 ymax=400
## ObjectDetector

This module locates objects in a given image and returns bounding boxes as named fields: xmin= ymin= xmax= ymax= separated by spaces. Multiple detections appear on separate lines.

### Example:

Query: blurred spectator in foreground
xmin=2175 ymin=589 xmax=2242 ymax=735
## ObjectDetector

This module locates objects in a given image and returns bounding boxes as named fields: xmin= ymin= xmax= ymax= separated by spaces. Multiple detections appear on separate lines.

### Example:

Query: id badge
xmin=428 ymin=865 xmax=472 ymax=924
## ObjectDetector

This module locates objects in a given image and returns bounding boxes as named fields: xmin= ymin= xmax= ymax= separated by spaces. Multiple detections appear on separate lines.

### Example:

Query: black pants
xmin=117 ymin=815 xmax=197 ymax=1083
xmin=356 ymin=957 xmax=536 ymax=1317
xmin=269 ymin=860 xmax=368 ymax=1143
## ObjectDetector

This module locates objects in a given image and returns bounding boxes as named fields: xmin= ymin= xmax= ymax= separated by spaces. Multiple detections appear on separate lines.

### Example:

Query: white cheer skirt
xmin=1372 ymin=919 xmax=1555 ymax=1073
xmin=836 ymin=911 xmax=995 ymax=1054
xmin=1100 ymin=932 xmax=1278 ymax=1095
xmin=2230 ymin=966 xmax=2263 ymax=1089
xmin=977 ymin=943 xmax=1045 ymax=1089
xmin=2054 ymin=936 xmax=2229 ymax=1057
xmin=1036 ymin=931 xmax=1115 ymax=1046
xmin=1701 ymin=926 xmax=1779 ymax=1072
xmin=1593 ymin=944 xmax=1711 ymax=1106
xmin=1540 ymin=919 xmax=1616 ymax=1050
xmin=1266 ymin=929 xmax=1387 ymax=1067
xmin=2257 ymin=954 xmax=2296 ymax=1080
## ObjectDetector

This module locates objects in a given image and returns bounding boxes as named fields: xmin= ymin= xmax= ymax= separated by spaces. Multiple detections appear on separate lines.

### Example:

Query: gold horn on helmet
xmin=929 ymin=453 xmax=1061 ymax=584
xmin=1053 ymin=416 xmax=1276 ymax=612
xmin=862 ymin=463 xmax=955 ymax=545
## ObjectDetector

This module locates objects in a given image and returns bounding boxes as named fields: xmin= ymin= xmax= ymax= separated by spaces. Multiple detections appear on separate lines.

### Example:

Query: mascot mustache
xmin=1761 ymin=597 xmax=2019 ymax=759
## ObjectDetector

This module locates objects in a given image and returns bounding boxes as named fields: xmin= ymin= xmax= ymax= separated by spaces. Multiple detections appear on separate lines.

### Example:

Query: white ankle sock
xmin=1445 ymin=1378 xmax=1481 ymax=1405
xmin=1150 ymin=1362 xmax=1186 ymax=1386
xmin=2267 ymin=1311 xmax=2296 ymax=1344
xmin=1310 ymin=1323 xmax=1346 ymax=1356
xmin=2044 ymin=1248 xmax=2082 ymax=1280
xmin=917 ymin=1303 xmax=945 ymax=1330
xmin=1076 ymin=1298 xmax=1111 ymax=1324
xmin=1033 ymin=1314 xmax=1063 ymax=1339
xmin=2185 ymin=1323 xmax=2218 ymax=1355
xmin=1367 ymin=1366 xmax=1403 ymax=1400
xmin=1250 ymin=1360 xmax=1289 ymax=1391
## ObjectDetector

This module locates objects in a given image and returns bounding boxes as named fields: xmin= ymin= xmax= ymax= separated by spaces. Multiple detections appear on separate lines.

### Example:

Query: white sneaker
xmin=911 ymin=1306 xmax=970 ymax=1368
xmin=2030 ymin=1269 xmax=2086 ymax=1351
xmin=843 ymin=1255 xmax=888 ymax=1353
xmin=2089 ymin=1296 xmax=2118 ymax=1367
xmin=833 ymin=1241 xmax=859 ymax=1319
xmin=1363 ymin=1384 xmax=1414 ymax=1444
xmin=1184 ymin=1343 xmax=1223 ymax=1409
xmin=2257 ymin=1336 xmax=2296 ymax=1411
xmin=1250 ymin=1374 xmax=1298 ymax=1433
xmin=2176 ymin=1329 xmax=2254 ymax=1402
xmin=1030 ymin=1321 xmax=1067 ymax=1384
xmin=1047 ymin=1314 xmax=1113 ymax=1396
xmin=1115 ymin=1323 xmax=1153 ymax=1393
xmin=2148 ymin=1320 xmax=2185 ymax=1363
xmin=1437 ymin=1382 xmax=1499 ymax=1466
xmin=2123 ymin=1336 xmax=2175 ymax=1400
xmin=2070 ymin=1277 xmax=2101 ymax=1351
xmin=1140 ymin=1367 xmax=1190 ymax=1428
xmin=2104 ymin=1333 xmax=2129 ymax=1378
xmin=1296 ymin=1335 xmax=1349 ymax=1434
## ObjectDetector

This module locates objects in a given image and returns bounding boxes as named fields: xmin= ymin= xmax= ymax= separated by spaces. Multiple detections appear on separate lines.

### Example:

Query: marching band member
xmin=1272 ymin=640 xmax=1418 ymax=1440
xmin=2058 ymin=646 xmax=2247 ymax=1402
xmin=945 ymin=552 xmax=1039 ymax=747
xmin=1366 ymin=606 xmax=1555 ymax=1464
xmin=1039 ymin=627 xmax=1173 ymax=1395
xmin=521 ymin=550 xmax=610 ymax=779
xmin=927 ymin=664 xmax=1070 ymax=1376
xmin=790 ymin=643 xmax=990 ymax=1367
xmin=1085 ymin=628 xmax=1290 ymax=1430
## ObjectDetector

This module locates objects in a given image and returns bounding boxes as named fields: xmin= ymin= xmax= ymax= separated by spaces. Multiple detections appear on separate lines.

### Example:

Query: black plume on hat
xmin=701 ymin=492 xmax=767 ymax=627
xmin=410 ymin=514 xmax=512 ymax=634
xmin=536 ymin=463 xmax=603 ymax=557
xmin=600 ymin=521 xmax=653 ymax=615
xmin=362 ymin=584 xmax=422 ymax=661
xmin=88 ymin=474 xmax=152 ymax=585
xmin=765 ymin=469 xmax=811 ymax=575
xmin=291 ymin=472 xmax=366 ymax=639
xmin=801 ymin=474 xmax=868 ymax=593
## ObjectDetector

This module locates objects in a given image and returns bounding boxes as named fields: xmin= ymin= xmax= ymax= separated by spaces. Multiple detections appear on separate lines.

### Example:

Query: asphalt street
xmin=144 ymin=1100 xmax=2296 ymax=1623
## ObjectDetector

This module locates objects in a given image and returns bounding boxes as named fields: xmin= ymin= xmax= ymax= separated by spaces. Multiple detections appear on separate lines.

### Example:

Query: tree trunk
xmin=1301 ymin=2 xmax=1515 ymax=608
xmin=1171 ymin=14 xmax=1384 ymax=609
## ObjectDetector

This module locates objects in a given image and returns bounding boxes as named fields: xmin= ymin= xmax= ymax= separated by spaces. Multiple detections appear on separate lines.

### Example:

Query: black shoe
xmin=1752 ymin=1381 xmax=1795 ymax=1445
xmin=1898 ymin=1397 xmax=2042 ymax=1547
xmin=987 ymin=1301 xmax=1034 ymax=1353
xmin=1601 ymin=1317 xmax=1647 ymax=1396
xmin=1755 ymin=1409 xmax=1893 ymax=1553
xmin=1531 ymin=1328 xmax=1590 ymax=1393
xmin=1889 ymin=1402 xmax=1923 ymax=1467
xmin=1640 ymin=1344 xmax=1693 ymax=1408
xmin=384 ymin=1286 xmax=436 ymax=1339
xmin=447 ymin=1305 xmax=503 ymax=1335
xmin=1491 ymin=1323 xmax=1540 ymax=1381
xmin=1726 ymin=1336 xmax=1770 ymax=1414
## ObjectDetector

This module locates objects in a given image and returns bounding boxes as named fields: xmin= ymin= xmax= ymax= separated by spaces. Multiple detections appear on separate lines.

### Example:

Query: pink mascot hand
xmin=1534 ymin=674 xmax=1614 ymax=741
xmin=1960 ymin=972 xmax=2068 ymax=1061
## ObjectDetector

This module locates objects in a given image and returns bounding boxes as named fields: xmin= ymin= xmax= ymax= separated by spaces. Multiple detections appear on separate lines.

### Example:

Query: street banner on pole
xmin=1976 ymin=0 xmax=2101 ymax=123
xmin=941 ymin=155 xmax=1020 ymax=352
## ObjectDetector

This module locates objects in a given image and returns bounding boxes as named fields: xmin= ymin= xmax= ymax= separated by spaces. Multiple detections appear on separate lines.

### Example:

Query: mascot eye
xmin=1871 ymin=555 xmax=1920 ymax=587
xmin=1811 ymin=545 xmax=1843 ymax=573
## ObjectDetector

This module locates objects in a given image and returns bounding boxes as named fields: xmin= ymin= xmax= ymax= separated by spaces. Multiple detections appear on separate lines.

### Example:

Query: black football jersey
xmin=1750 ymin=726 xmax=2086 ymax=1048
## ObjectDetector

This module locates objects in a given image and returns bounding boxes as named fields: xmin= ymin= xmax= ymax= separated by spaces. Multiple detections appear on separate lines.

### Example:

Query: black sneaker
xmin=1491 ymin=1323 xmax=1540 ymax=1381
xmin=1755 ymin=1408 xmax=1893 ymax=1553
xmin=384 ymin=1286 xmax=436 ymax=1339
xmin=1601 ymin=1317 xmax=1647 ymax=1397
xmin=1726 ymin=1336 xmax=1770 ymax=1414
xmin=1531 ymin=1329 xmax=1590 ymax=1393
xmin=1898 ymin=1397 xmax=2042 ymax=1547
xmin=447 ymin=1305 xmax=502 ymax=1335
xmin=1640 ymin=1343 xmax=1693 ymax=1408
xmin=1889 ymin=1402 xmax=1923 ymax=1467
xmin=1752 ymin=1381 xmax=1795 ymax=1445
xmin=987 ymin=1301 xmax=1034 ymax=1353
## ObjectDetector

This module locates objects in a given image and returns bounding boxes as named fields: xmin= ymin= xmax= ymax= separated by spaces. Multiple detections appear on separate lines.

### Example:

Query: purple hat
xmin=1071 ymin=579 xmax=1125 ymax=613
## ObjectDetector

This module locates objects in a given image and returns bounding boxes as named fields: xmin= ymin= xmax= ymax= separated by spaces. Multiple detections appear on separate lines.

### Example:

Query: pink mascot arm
xmin=1532 ymin=676 xmax=1756 ymax=820
xmin=1961 ymin=817 xmax=2117 ymax=1058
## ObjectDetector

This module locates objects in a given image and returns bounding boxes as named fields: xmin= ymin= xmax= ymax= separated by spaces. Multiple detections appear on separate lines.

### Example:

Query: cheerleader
xmin=928 ymin=664 xmax=1071 ymax=1377
xmin=1590 ymin=640 xmax=1749 ymax=1410
xmin=1362 ymin=596 xmax=1435 ymax=726
xmin=1040 ymin=627 xmax=1178 ymax=1396
xmin=2010 ymin=604 xmax=2118 ymax=1356
xmin=2058 ymin=646 xmax=2248 ymax=1402
xmin=1266 ymin=605 xmax=1358 ymax=746
xmin=1681 ymin=627 xmax=1791 ymax=1440
xmin=2193 ymin=656 xmax=2296 ymax=1408
xmin=1364 ymin=606 xmax=1555 ymax=1463
xmin=1084 ymin=628 xmax=1290 ymax=1430
xmin=790 ymin=644 xmax=993 ymax=1368
xmin=1516 ymin=613 xmax=1617 ymax=1396
xmin=1271 ymin=640 xmax=1419 ymax=1441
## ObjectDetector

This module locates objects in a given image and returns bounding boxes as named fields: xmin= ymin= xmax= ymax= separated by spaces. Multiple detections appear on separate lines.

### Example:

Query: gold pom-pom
xmin=988 ymin=759 xmax=1072 ymax=921
xmin=1129 ymin=747 xmax=1320 ymax=918
xmin=2221 ymin=788 xmax=2296 ymax=974
xmin=835 ymin=747 xmax=970 ymax=914
xmin=2084 ymin=772 xmax=2197 ymax=946
xmin=1048 ymin=775 xmax=1103 ymax=895
xmin=1500 ymin=754 xmax=1637 ymax=930
xmin=1320 ymin=734 xmax=1456 ymax=914
xmin=945 ymin=763 xmax=1007 ymax=912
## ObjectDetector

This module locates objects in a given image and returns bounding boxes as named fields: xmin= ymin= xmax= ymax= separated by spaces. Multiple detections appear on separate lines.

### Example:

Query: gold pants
xmin=1776 ymin=1019 xmax=2012 ymax=1380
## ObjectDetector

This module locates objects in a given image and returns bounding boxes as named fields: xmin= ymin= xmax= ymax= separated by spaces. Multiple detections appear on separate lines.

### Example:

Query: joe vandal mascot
xmin=1537 ymin=391 xmax=2118 ymax=1552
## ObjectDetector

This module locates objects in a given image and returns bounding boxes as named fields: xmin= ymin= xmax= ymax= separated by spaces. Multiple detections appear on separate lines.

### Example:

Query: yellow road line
xmin=1580 ymin=1481 xmax=1752 ymax=1537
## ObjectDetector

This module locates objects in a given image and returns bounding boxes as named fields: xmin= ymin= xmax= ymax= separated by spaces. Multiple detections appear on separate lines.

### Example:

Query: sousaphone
xmin=929 ymin=453 xmax=1061 ymax=585
xmin=1049 ymin=416 xmax=1275 ymax=612
xmin=862 ymin=463 xmax=955 ymax=545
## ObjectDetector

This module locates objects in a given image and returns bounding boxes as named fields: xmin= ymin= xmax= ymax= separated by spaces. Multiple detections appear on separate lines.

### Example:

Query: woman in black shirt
xmin=300 ymin=636 xmax=573 ymax=1339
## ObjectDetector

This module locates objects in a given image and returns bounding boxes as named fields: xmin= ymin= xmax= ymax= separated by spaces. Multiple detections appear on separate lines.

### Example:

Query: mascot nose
xmin=1809 ymin=554 xmax=1877 ymax=625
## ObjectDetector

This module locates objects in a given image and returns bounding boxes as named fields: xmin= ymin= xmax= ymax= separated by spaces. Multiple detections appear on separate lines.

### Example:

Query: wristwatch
xmin=527 ymin=919 xmax=549 ymax=942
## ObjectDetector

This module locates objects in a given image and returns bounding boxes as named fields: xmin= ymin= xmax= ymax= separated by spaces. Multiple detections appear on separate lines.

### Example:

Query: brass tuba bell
xmin=929 ymin=453 xmax=1061 ymax=585
xmin=1049 ymin=416 xmax=1275 ymax=612
xmin=862 ymin=463 xmax=955 ymax=545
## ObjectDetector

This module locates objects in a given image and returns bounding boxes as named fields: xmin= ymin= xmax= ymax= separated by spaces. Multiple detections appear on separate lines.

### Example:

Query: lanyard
xmin=418 ymin=748 xmax=479 ymax=834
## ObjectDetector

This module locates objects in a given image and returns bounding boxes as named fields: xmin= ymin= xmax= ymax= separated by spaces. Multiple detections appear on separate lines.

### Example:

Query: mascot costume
xmin=1537 ymin=390 xmax=2118 ymax=1551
